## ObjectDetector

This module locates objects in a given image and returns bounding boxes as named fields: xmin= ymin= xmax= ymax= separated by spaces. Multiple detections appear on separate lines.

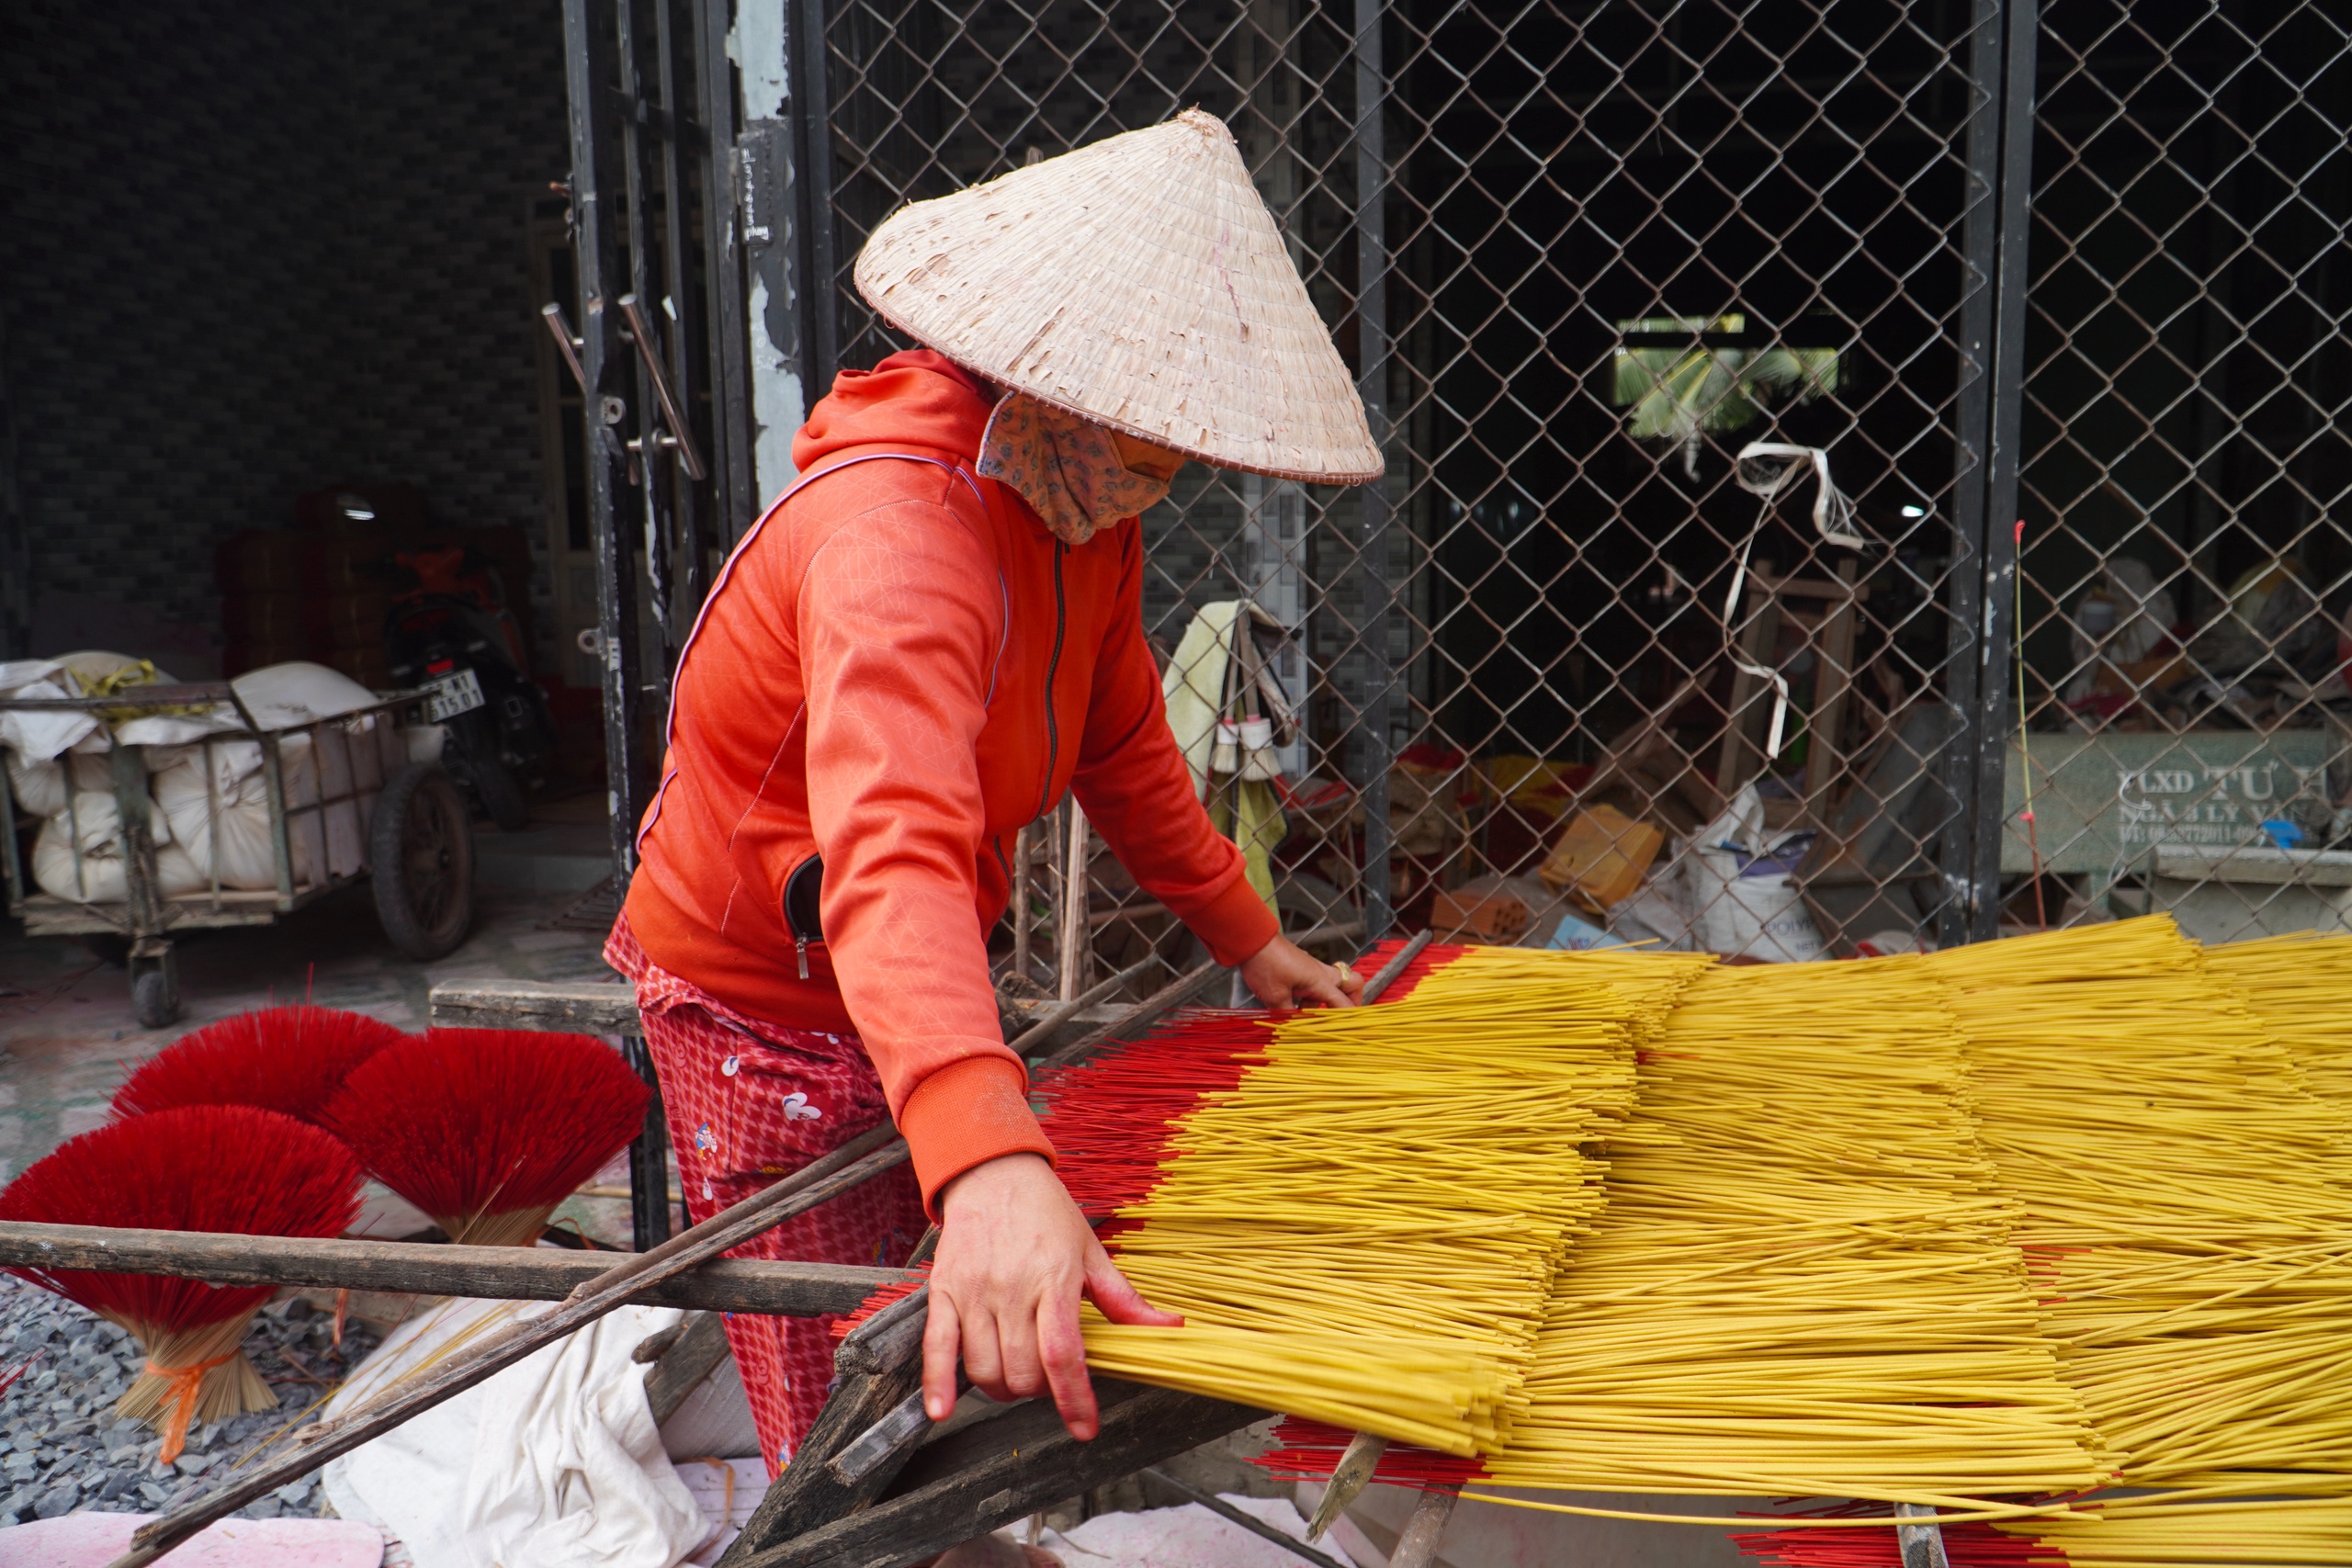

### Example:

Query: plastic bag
xmin=1684 ymin=785 xmax=1826 ymax=963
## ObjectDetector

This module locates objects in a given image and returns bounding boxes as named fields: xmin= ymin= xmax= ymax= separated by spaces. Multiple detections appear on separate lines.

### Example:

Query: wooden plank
xmin=429 ymin=976 xmax=642 ymax=1033
xmin=645 ymin=1314 xmax=735 ymax=1424
xmin=1714 ymin=562 xmax=1785 ymax=798
xmin=729 ymin=1339 xmax=928 ymax=1546
xmin=0 ymin=1220 xmax=899 ymax=1317
xmin=718 ymin=1382 xmax=1266 ymax=1568
xmin=1802 ymin=557 xmax=1862 ymax=825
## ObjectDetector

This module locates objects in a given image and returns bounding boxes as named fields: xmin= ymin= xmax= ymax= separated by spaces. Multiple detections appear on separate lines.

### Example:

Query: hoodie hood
xmin=792 ymin=349 xmax=995 ymax=474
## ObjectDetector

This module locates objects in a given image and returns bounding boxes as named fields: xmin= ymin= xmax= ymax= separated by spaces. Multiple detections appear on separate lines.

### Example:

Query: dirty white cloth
xmin=322 ymin=1294 xmax=710 ymax=1568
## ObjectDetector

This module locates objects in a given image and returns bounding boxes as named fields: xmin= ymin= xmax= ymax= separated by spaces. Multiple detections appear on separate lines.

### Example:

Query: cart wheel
xmin=130 ymin=951 xmax=180 ymax=1031
xmin=372 ymin=763 xmax=476 ymax=961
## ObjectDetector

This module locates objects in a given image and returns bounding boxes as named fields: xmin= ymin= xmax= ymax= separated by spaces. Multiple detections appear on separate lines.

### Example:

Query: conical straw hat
xmin=854 ymin=109 xmax=1383 ymax=485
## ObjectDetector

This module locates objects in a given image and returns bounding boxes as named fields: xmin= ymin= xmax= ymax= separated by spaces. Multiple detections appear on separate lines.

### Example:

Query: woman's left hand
xmin=1238 ymin=935 xmax=1363 ymax=1010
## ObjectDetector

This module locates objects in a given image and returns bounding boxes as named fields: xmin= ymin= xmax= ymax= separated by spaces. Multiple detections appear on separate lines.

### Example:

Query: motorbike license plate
xmin=422 ymin=668 xmax=487 ymax=721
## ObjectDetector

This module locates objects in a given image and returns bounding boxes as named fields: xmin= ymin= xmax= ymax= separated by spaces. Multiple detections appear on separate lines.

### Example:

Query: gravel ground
xmin=0 ymin=1274 xmax=381 ymax=1526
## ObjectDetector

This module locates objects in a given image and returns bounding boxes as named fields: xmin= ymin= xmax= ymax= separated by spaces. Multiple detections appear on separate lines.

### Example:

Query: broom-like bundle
xmin=1040 ymin=942 xmax=1708 ymax=1456
xmin=320 ymin=1028 xmax=650 ymax=1247
xmin=1993 ymin=1493 xmax=2352 ymax=1565
xmin=2203 ymin=931 xmax=2352 ymax=1112
xmin=1468 ymin=956 xmax=2113 ymax=1508
xmin=110 ymin=1005 xmax=407 ymax=1123
xmin=1935 ymin=920 xmax=2352 ymax=1495
xmin=0 ymin=1105 xmax=363 ymax=1461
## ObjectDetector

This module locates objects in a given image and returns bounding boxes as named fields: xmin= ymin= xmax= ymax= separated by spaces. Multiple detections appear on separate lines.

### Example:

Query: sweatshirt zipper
xmin=1032 ymin=542 xmax=1069 ymax=821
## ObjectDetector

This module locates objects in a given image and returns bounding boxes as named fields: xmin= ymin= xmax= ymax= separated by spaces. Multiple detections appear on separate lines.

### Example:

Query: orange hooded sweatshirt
xmin=624 ymin=350 xmax=1280 ymax=1208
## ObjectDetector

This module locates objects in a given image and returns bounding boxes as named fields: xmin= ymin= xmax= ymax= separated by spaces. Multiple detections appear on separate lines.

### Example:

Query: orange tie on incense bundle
xmin=0 ymin=1106 xmax=364 ymax=1465
xmin=319 ymin=1029 xmax=651 ymax=1248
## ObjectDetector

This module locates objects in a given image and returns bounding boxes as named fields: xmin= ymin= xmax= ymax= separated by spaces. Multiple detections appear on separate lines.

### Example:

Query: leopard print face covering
xmin=975 ymin=392 xmax=1174 ymax=546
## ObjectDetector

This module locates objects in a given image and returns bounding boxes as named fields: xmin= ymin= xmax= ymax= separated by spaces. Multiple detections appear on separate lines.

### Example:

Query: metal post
xmin=564 ymin=0 xmax=652 ymax=895
xmin=1240 ymin=0 xmax=1310 ymax=783
xmin=620 ymin=1034 xmax=674 ymax=1248
xmin=694 ymin=0 xmax=758 ymax=541
xmin=794 ymin=0 xmax=840 ymax=389
xmin=617 ymin=0 xmax=679 ymax=702
xmin=1940 ymin=0 xmax=2036 ymax=945
xmin=1352 ymin=0 xmax=1394 ymax=940
xmin=1966 ymin=0 xmax=2040 ymax=943
xmin=1939 ymin=0 xmax=2002 ymax=949
xmin=652 ymin=0 xmax=710 ymax=609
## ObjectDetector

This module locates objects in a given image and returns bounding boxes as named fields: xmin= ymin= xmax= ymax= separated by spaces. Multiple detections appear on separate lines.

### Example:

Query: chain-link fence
xmin=2011 ymin=0 xmax=2352 ymax=944
xmin=786 ymin=0 xmax=2350 ymax=998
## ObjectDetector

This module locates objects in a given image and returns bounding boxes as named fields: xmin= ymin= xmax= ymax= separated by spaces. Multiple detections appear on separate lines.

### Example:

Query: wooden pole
xmin=1011 ymin=821 xmax=1035 ymax=983
xmin=1059 ymin=799 xmax=1091 ymax=1001
xmin=0 ymin=1221 xmax=899 ymax=1317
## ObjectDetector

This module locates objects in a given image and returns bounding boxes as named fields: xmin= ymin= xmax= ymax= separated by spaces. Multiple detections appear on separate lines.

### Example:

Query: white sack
xmin=0 ymin=660 xmax=64 ymax=692
xmin=32 ymin=794 xmax=205 ymax=901
xmin=322 ymin=1294 xmax=709 ymax=1568
xmin=232 ymin=661 xmax=377 ymax=728
xmin=6 ymin=751 xmax=65 ymax=819
xmin=153 ymin=741 xmax=327 ymax=890
xmin=0 ymin=679 xmax=99 ymax=762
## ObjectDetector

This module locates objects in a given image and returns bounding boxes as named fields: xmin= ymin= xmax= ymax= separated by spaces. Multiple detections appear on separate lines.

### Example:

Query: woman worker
xmin=607 ymin=108 xmax=1383 ymax=1480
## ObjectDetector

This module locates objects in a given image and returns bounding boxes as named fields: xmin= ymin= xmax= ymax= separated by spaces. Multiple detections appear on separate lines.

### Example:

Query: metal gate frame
xmin=564 ymin=0 xmax=2352 ymax=986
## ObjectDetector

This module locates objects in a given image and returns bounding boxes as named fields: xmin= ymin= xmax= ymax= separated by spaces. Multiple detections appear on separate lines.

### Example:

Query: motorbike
xmin=379 ymin=546 xmax=558 ymax=831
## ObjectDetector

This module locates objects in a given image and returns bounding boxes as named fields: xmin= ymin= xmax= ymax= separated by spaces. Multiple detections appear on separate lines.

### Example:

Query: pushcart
xmin=0 ymin=680 xmax=474 ymax=1029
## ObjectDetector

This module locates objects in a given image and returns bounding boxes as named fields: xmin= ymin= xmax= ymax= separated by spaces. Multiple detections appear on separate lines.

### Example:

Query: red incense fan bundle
xmin=321 ymin=1028 xmax=650 ymax=1247
xmin=0 ymin=1106 xmax=363 ymax=1462
xmin=111 ymin=1005 xmax=407 ymax=1124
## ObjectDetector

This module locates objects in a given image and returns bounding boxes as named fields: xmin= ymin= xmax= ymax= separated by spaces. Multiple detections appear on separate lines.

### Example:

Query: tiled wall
xmin=0 ymin=0 xmax=570 ymax=668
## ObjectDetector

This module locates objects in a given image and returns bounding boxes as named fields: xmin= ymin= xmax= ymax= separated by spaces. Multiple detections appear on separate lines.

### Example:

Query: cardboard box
xmin=1539 ymin=805 xmax=1665 ymax=908
xmin=1431 ymin=880 xmax=1532 ymax=942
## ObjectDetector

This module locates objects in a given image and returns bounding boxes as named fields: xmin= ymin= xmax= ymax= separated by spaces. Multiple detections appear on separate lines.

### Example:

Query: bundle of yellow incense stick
xmin=1998 ymin=1493 xmax=2352 ymax=1565
xmin=1047 ymin=942 xmax=1710 ymax=1455
xmin=2204 ymin=929 xmax=2352 ymax=1110
xmin=1472 ymin=955 xmax=2114 ymax=1506
xmin=1930 ymin=915 xmax=2352 ymax=1497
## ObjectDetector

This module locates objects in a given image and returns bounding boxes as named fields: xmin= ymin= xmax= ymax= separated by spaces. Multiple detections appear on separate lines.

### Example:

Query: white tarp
xmin=322 ymin=1295 xmax=711 ymax=1568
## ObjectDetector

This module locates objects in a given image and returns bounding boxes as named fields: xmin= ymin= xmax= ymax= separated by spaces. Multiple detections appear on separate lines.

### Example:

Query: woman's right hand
xmin=922 ymin=1152 xmax=1182 ymax=1439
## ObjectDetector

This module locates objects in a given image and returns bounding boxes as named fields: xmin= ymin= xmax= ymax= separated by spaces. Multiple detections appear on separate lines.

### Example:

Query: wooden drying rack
xmin=0 ymin=930 xmax=1951 ymax=1568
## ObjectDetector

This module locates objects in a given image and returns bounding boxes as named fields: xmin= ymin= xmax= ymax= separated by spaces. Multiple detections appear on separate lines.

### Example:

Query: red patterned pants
xmin=607 ymin=919 xmax=926 ymax=1477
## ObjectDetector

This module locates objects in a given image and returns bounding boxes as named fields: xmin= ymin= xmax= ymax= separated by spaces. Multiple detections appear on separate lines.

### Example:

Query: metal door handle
xmin=540 ymin=303 xmax=588 ymax=393
xmin=618 ymin=294 xmax=708 ymax=480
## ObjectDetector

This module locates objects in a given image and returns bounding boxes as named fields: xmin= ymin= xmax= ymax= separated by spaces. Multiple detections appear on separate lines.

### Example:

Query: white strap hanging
xmin=1716 ymin=444 xmax=1863 ymax=761
xmin=1733 ymin=441 xmax=1866 ymax=549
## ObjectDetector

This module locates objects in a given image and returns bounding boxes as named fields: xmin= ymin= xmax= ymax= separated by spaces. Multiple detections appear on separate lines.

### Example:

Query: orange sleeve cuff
xmin=898 ymin=1054 xmax=1058 ymax=1217
xmin=1191 ymin=871 xmax=1283 ymax=968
